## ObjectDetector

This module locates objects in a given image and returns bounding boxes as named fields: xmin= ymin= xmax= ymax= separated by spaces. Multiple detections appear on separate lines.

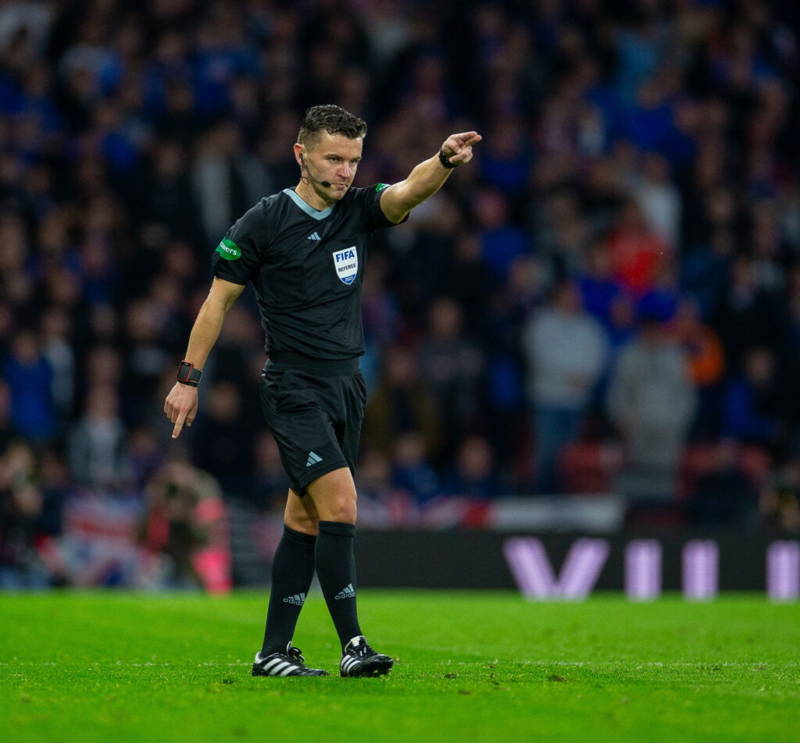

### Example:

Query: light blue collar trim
xmin=283 ymin=188 xmax=335 ymax=220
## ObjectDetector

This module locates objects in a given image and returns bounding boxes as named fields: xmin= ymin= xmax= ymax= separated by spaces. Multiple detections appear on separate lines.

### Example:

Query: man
xmin=163 ymin=105 xmax=480 ymax=677
xmin=522 ymin=281 xmax=608 ymax=493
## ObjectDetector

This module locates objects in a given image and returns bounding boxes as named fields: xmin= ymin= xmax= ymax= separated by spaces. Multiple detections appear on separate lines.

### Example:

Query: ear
xmin=293 ymin=142 xmax=304 ymax=167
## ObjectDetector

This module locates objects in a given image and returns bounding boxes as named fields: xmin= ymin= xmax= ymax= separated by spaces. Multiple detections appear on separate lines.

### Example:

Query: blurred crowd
xmin=2 ymin=0 xmax=800 ymax=585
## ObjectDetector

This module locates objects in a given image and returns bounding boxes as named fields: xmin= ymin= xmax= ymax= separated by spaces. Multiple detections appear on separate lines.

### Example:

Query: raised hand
xmin=441 ymin=131 xmax=483 ymax=166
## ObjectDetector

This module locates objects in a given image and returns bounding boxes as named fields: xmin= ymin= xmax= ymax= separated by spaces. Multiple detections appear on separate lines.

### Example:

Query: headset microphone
xmin=300 ymin=154 xmax=332 ymax=188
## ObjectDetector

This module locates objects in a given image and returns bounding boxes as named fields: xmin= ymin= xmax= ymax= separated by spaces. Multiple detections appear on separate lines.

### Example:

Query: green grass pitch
xmin=1 ymin=591 xmax=798 ymax=742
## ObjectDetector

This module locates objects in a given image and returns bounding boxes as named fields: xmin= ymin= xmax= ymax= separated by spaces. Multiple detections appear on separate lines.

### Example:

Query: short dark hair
xmin=297 ymin=105 xmax=367 ymax=147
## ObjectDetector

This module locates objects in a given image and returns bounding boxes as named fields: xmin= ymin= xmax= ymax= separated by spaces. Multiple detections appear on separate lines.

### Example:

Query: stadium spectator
xmin=247 ymin=431 xmax=290 ymax=511
xmin=391 ymin=431 xmax=440 ymax=506
xmin=191 ymin=380 xmax=253 ymax=495
xmin=631 ymin=153 xmax=682 ymax=251
xmin=419 ymin=297 xmax=484 ymax=464
xmin=0 ymin=441 xmax=50 ymax=588
xmin=3 ymin=330 xmax=55 ymax=441
xmin=713 ymin=255 xmax=784 ymax=367
xmin=355 ymin=448 xmax=410 ymax=528
xmin=523 ymin=281 xmax=607 ymax=493
xmin=67 ymin=384 xmax=127 ymax=488
xmin=442 ymin=435 xmax=501 ymax=500
xmin=126 ymin=425 xmax=164 ymax=491
xmin=722 ymin=346 xmax=782 ymax=449
xmin=578 ymin=239 xmax=624 ymax=331
xmin=474 ymin=187 xmax=529 ymax=281
xmin=0 ymin=380 xmax=18 ymax=451
xmin=672 ymin=296 xmax=726 ymax=437
xmin=607 ymin=309 xmax=697 ymax=503
xmin=364 ymin=345 xmax=440 ymax=458
xmin=40 ymin=306 xmax=75 ymax=425
xmin=607 ymin=198 xmax=668 ymax=297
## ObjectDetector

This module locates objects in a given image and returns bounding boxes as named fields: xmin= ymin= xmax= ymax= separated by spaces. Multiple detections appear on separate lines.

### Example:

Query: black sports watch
xmin=438 ymin=148 xmax=459 ymax=168
xmin=176 ymin=360 xmax=202 ymax=387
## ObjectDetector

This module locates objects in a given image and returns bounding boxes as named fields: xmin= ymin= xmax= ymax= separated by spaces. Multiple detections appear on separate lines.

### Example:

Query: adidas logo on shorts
xmin=334 ymin=583 xmax=355 ymax=600
xmin=282 ymin=592 xmax=306 ymax=606
xmin=305 ymin=451 xmax=322 ymax=467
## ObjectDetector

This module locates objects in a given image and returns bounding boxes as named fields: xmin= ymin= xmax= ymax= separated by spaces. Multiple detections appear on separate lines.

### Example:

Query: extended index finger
xmin=172 ymin=409 xmax=188 ymax=439
xmin=453 ymin=131 xmax=482 ymax=145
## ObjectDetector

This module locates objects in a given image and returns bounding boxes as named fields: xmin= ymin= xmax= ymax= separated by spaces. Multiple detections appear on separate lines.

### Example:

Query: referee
xmin=163 ymin=105 xmax=481 ymax=677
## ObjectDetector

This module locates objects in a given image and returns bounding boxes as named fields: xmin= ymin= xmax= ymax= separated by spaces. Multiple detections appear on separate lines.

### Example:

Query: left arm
xmin=379 ymin=131 xmax=482 ymax=223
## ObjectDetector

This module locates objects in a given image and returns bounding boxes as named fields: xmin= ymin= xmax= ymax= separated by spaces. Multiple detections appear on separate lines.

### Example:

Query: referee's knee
xmin=306 ymin=469 xmax=358 ymax=524
xmin=285 ymin=510 xmax=319 ymax=535
xmin=321 ymin=497 xmax=357 ymax=525
xmin=326 ymin=501 xmax=358 ymax=524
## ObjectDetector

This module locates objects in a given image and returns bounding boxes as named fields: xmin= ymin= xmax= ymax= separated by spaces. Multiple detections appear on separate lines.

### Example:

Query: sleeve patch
xmin=216 ymin=238 xmax=241 ymax=260
xmin=375 ymin=183 xmax=390 ymax=192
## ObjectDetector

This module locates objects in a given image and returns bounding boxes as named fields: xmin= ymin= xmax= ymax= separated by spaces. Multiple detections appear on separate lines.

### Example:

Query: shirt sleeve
xmin=211 ymin=201 xmax=267 ymax=285
xmin=355 ymin=184 xmax=410 ymax=232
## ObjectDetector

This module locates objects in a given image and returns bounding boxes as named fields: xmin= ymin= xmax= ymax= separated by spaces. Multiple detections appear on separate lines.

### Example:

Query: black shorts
xmin=259 ymin=353 xmax=366 ymax=496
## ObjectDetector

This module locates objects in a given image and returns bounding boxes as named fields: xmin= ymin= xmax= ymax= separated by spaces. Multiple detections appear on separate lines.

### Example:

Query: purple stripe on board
xmin=558 ymin=539 xmax=610 ymax=599
xmin=502 ymin=538 xmax=555 ymax=599
xmin=767 ymin=541 xmax=800 ymax=602
xmin=682 ymin=540 xmax=718 ymax=600
xmin=625 ymin=540 xmax=662 ymax=601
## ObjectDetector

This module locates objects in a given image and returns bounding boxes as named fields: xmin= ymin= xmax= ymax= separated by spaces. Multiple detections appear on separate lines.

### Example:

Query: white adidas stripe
xmin=342 ymin=656 xmax=358 ymax=672
xmin=262 ymin=658 xmax=285 ymax=673
xmin=279 ymin=664 xmax=298 ymax=677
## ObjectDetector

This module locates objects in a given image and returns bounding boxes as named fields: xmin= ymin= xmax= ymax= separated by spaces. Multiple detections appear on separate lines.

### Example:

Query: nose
xmin=339 ymin=162 xmax=353 ymax=180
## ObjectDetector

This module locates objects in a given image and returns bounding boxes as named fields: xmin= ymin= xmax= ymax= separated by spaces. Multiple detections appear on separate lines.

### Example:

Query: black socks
xmin=261 ymin=520 xmax=362 ymax=655
xmin=315 ymin=520 xmax=361 ymax=649
xmin=261 ymin=525 xmax=317 ymax=655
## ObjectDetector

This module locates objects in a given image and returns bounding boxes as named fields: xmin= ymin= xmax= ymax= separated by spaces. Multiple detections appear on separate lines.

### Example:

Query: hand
xmin=441 ymin=131 xmax=482 ymax=166
xmin=163 ymin=382 xmax=199 ymax=439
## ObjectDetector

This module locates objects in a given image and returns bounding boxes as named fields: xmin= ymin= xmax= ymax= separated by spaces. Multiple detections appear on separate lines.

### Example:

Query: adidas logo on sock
xmin=334 ymin=583 xmax=355 ymax=600
xmin=305 ymin=451 xmax=322 ymax=467
xmin=307 ymin=232 xmax=321 ymax=241
xmin=282 ymin=592 xmax=306 ymax=606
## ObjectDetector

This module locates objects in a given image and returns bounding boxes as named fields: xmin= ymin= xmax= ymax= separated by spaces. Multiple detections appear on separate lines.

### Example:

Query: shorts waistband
xmin=266 ymin=351 xmax=360 ymax=375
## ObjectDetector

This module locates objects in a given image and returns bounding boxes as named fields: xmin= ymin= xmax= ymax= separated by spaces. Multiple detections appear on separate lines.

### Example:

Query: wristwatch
xmin=176 ymin=360 xmax=202 ymax=387
xmin=438 ymin=148 xmax=459 ymax=168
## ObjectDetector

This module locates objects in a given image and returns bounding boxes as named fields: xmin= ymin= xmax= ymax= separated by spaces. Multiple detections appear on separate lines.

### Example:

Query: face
xmin=295 ymin=131 xmax=363 ymax=202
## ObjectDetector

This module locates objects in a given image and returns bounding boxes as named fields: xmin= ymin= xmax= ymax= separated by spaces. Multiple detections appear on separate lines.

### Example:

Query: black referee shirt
xmin=211 ymin=184 xmax=403 ymax=360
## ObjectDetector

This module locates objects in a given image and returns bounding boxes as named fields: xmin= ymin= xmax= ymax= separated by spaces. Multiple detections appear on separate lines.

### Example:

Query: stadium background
xmin=0 ymin=0 xmax=799 ymax=593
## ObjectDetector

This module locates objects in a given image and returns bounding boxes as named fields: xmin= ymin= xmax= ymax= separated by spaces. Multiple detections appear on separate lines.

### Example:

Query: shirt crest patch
xmin=332 ymin=247 xmax=359 ymax=285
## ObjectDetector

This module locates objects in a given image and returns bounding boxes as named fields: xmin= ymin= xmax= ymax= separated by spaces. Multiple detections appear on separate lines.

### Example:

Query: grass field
xmin=1 ymin=591 xmax=798 ymax=742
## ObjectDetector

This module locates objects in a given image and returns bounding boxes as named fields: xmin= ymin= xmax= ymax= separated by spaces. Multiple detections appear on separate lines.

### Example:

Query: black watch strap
xmin=177 ymin=361 xmax=202 ymax=387
xmin=438 ymin=148 xmax=459 ymax=169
